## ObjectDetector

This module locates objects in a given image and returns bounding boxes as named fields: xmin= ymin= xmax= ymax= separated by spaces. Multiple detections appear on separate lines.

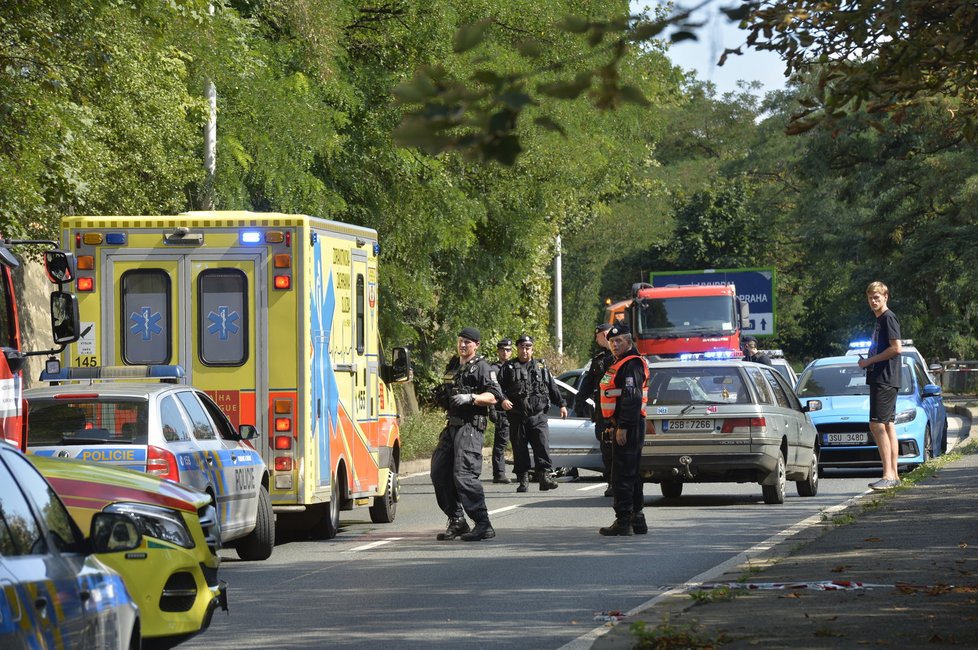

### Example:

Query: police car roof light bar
xmin=40 ymin=364 xmax=186 ymax=382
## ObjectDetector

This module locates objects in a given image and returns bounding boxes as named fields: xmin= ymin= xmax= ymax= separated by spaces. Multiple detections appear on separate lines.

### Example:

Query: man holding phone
xmin=857 ymin=281 xmax=903 ymax=491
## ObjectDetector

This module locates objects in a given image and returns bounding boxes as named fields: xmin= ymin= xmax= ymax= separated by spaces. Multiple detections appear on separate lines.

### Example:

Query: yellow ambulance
xmin=60 ymin=211 xmax=411 ymax=538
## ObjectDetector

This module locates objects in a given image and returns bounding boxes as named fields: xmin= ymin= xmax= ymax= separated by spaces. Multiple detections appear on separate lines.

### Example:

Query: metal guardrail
xmin=935 ymin=360 xmax=978 ymax=393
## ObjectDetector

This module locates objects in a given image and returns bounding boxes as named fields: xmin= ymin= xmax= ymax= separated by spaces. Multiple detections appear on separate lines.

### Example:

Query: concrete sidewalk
xmin=592 ymin=409 xmax=978 ymax=649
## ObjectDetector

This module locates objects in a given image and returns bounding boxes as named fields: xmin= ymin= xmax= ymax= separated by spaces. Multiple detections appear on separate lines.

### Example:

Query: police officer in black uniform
xmin=574 ymin=323 xmax=615 ymax=496
xmin=599 ymin=324 xmax=649 ymax=537
xmin=430 ymin=327 xmax=503 ymax=541
xmin=741 ymin=335 xmax=773 ymax=366
xmin=499 ymin=334 xmax=566 ymax=492
xmin=489 ymin=339 xmax=514 ymax=483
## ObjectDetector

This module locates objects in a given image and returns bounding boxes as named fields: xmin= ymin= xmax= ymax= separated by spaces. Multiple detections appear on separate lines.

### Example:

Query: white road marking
xmin=577 ymin=483 xmax=607 ymax=492
xmin=488 ymin=504 xmax=520 ymax=515
xmin=347 ymin=537 xmax=402 ymax=552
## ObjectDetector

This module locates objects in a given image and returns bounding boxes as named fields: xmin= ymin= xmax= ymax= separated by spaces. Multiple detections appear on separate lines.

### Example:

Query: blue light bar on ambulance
xmin=240 ymin=231 xmax=262 ymax=244
xmin=679 ymin=350 xmax=739 ymax=361
xmin=40 ymin=364 xmax=186 ymax=382
xmin=105 ymin=233 xmax=127 ymax=245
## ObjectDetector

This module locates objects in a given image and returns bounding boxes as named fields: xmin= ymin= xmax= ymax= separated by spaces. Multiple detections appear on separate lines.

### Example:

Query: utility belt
xmin=448 ymin=415 xmax=488 ymax=431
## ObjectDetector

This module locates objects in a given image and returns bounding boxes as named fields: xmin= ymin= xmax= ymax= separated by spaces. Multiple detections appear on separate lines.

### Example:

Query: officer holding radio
xmin=430 ymin=327 xmax=502 ymax=542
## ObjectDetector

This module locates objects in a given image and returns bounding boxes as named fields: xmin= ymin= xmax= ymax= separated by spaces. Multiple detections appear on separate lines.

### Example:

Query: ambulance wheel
xmin=236 ymin=485 xmax=274 ymax=561
xmin=312 ymin=478 xmax=340 ymax=539
xmin=369 ymin=458 xmax=398 ymax=524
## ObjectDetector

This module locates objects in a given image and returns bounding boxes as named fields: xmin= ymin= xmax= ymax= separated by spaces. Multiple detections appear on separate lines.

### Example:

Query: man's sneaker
xmin=460 ymin=521 xmax=495 ymax=541
xmin=868 ymin=478 xmax=900 ymax=491
xmin=493 ymin=475 xmax=511 ymax=484
xmin=599 ymin=517 xmax=634 ymax=536
xmin=632 ymin=512 xmax=648 ymax=535
xmin=436 ymin=517 xmax=470 ymax=540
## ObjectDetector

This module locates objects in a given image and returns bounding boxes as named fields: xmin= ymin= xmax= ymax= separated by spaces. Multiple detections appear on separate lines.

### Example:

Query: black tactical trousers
xmin=430 ymin=421 xmax=489 ymax=523
xmin=508 ymin=412 xmax=553 ymax=475
xmin=610 ymin=421 xmax=646 ymax=517
xmin=491 ymin=415 xmax=510 ymax=477
xmin=593 ymin=415 xmax=613 ymax=480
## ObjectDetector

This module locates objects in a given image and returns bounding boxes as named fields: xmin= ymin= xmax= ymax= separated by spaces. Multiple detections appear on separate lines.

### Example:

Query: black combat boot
xmin=460 ymin=520 xmax=495 ymax=541
xmin=603 ymin=484 xmax=614 ymax=497
xmin=599 ymin=516 xmax=634 ymax=536
xmin=539 ymin=470 xmax=559 ymax=491
xmin=516 ymin=473 xmax=529 ymax=493
xmin=632 ymin=512 xmax=648 ymax=535
xmin=436 ymin=517 xmax=471 ymax=541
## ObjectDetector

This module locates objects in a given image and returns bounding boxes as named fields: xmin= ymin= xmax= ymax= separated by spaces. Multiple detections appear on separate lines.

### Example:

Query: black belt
xmin=448 ymin=415 xmax=488 ymax=429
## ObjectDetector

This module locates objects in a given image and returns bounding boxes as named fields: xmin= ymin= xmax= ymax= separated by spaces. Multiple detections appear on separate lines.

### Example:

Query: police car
xmin=0 ymin=441 xmax=141 ymax=650
xmin=847 ymin=339 xmax=941 ymax=385
xmin=25 ymin=365 xmax=274 ymax=561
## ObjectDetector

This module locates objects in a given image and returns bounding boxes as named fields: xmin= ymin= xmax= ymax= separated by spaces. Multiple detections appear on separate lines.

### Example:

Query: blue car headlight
xmin=894 ymin=409 xmax=917 ymax=425
xmin=105 ymin=502 xmax=195 ymax=549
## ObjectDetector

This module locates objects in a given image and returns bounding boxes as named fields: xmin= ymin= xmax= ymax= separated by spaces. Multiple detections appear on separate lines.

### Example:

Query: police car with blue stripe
xmin=24 ymin=365 xmax=274 ymax=561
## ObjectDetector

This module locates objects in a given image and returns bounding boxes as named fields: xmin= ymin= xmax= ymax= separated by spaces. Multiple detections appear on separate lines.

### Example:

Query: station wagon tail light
xmin=720 ymin=417 xmax=766 ymax=434
xmin=77 ymin=277 xmax=94 ymax=292
xmin=147 ymin=445 xmax=180 ymax=482
xmin=275 ymin=457 xmax=293 ymax=471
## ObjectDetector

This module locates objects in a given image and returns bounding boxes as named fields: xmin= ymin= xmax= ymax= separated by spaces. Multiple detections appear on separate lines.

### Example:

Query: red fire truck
xmin=606 ymin=282 xmax=750 ymax=359
xmin=0 ymin=240 xmax=80 ymax=448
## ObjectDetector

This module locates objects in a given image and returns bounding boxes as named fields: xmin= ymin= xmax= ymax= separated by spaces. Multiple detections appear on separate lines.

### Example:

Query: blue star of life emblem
xmin=130 ymin=306 xmax=163 ymax=341
xmin=207 ymin=306 xmax=240 ymax=340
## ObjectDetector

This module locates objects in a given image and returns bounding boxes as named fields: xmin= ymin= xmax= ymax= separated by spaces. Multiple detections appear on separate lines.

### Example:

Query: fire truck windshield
xmin=636 ymin=295 xmax=737 ymax=337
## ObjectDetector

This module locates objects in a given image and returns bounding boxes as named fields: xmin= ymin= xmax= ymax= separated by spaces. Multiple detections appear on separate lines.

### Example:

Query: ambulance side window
xmin=198 ymin=269 xmax=247 ymax=367
xmin=159 ymin=396 xmax=191 ymax=442
xmin=356 ymin=273 xmax=365 ymax=356
xmin=175 ymin=392 xmax=217 ymax=441
xmin=121 ymin=270 xmax=171 ymax=365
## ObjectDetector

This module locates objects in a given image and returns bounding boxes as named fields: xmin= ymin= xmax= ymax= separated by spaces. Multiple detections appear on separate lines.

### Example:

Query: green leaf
xmin=453 ymin=18 xmax=493 ymax=54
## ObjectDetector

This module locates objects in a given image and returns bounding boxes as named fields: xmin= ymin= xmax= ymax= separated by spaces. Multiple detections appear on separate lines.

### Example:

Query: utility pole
xmin=202 ymin=3 xmax=217 ymax=209
xmin=554 ymin=234 xmax=563 ymax=356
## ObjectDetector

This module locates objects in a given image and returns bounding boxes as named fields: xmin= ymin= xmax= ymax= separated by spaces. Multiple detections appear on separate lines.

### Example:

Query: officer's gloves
xmin=449 ymin=393 xmax=475 ymax=408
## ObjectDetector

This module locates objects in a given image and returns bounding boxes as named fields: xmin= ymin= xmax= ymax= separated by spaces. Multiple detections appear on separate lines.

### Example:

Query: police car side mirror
xmin=239 ymin=424 xmax=259 ymax=441
xmin=803 ymin=399 xmax=822 ymax=413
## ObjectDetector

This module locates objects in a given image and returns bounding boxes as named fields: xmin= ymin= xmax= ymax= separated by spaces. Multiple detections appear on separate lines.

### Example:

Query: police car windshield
xmin=27 ymin=399 xmax=150 ymax=446
xmin=796 ymin=363 xmax=912 ymax=398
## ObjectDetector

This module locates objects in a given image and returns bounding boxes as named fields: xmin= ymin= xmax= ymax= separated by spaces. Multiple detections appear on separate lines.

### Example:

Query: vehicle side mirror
xmin=803 ymin=399 xmax=822 ymax=413
xmin=51 ymin=291 xmax=80 ymax=345
xmin=239 ymin=424 xmax=259 ymax=440
xmin=922 ymin=384 xmax=942 ymax=398
xmin=738 ymin=299 xmax=750 ymax=329
xmin=382 ymin=347 xmax=412 ymax=384
xmin=44 ymin=250 xmax=75 ymax=284
xmin=90 ymin=512 xmax=142 ymax=553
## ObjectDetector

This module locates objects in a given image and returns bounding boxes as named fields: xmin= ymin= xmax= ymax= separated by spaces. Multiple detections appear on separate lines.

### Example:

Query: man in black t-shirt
xmin=857 ymin=281 xmax=902 ymax=491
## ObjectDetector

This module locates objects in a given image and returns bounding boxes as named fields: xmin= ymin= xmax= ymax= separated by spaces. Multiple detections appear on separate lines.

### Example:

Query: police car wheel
xmin=236 ymin=484 xmax=274 ymax=561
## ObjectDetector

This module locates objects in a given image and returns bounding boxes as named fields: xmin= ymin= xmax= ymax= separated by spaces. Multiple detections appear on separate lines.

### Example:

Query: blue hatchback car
xmin=795 ymin=355 xmax=948 ymax=471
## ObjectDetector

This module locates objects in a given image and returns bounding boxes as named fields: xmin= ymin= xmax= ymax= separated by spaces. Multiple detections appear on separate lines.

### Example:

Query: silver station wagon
xmin=25 ymin=365 xmax=274 ymax=560
xmin=641 ymin=360 xmax=822 ymax=504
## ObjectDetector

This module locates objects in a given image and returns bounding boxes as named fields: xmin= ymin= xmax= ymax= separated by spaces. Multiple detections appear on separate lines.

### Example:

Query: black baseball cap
xmin=497 ymin=338 xmax=513 ymax=349
xmin=458 ymin=327 xmax=481 ymax=343
xmin=516 ymin=334 xmax=534 ymax=346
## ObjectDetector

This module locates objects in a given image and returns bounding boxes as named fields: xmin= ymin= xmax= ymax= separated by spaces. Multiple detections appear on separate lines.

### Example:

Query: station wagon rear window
xmin=648 ymin=366 xmax=750 ymax=405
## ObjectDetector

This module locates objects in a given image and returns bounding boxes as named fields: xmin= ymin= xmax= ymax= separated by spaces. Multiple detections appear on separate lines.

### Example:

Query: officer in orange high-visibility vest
xmin=598 ymin=324 xmax=649 ymax=536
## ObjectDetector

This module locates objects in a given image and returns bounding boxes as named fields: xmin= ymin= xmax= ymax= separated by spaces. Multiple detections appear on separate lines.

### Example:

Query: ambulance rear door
xmin=98 ymin=249 xmax=267 ymax=460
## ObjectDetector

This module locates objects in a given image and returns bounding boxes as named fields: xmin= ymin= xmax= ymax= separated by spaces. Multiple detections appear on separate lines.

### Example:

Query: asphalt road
xmin=178 ymin=415 xmax=968 ymax=650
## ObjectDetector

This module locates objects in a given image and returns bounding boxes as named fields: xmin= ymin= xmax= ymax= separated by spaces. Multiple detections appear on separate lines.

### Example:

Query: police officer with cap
xmin=499 ymin=334 xmax=566 ymax=492
xmin=430 ymin=327 xmax=503 ymax=541
xmin=489 ymin=338 xmax=514 ymax=483
xmin=574 ymin=322 xmax=615 ymax=496
xmin=741 ymin=335 xmax=773 ymax=366
xmin=599 ymin=323 xmax=649 ymax=536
